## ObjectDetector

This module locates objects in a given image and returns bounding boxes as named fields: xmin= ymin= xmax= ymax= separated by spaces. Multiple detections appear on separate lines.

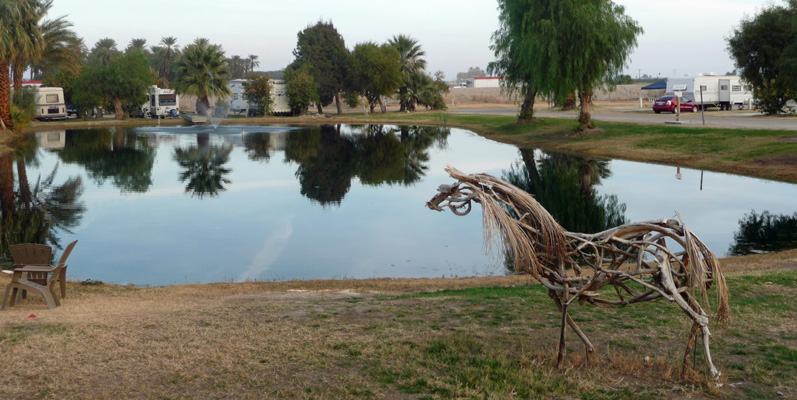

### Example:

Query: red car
xmin=653 ymin=96 xmax=699 ymax=113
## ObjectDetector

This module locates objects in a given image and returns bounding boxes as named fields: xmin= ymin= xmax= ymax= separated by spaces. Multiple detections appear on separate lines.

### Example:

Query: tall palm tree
xmin=89 ymin=38 xmax=119 ymax=66
xmin=388 ymin=34 xmax=427 ymax=112
xmin=126 ymin=38 xmax=148 ymax=55
xmin=160 ymin=36 xmax=177 ymax=88
xmin=29 ymin=15 xmax=84 ymax=81
xmin=228 ymin=55 xmax=243 ymax=78
xmin=247 ymin=54 xmax=260 ymax=76
xmin=173 ymin=39 xmax=231 ymax=115
xmin=0 ymin=0 xmax=44 ymax=131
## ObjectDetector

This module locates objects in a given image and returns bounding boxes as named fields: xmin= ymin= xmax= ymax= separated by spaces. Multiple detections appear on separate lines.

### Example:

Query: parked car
xmin=66 ymin=104 xmax=77 ymax=117
xmin=653 ymin=96 xmax=699 ymax=113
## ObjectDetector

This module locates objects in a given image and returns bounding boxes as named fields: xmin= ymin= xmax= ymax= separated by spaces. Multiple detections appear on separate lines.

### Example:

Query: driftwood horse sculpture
xmin=427 ymin=166 xmax=730 ymax=381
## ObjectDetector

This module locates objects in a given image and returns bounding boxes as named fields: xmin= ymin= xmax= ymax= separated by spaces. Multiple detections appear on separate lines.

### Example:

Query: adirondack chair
xmin=2 ymin=241 xmax=78 ymax=309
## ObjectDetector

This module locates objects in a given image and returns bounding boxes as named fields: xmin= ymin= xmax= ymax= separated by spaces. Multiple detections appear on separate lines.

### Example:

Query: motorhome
xmin=141 ymin=85 xmax=179 ymax=118
xmin=226 ymin=79 xmax=292 ymax=116
xmin=33 ymin=86 xmax=67 ymax=120
xmin=666 ymin=75 xmax=754 ymax=110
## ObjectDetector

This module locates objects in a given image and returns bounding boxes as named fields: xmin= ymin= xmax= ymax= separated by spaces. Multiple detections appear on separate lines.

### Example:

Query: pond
xmin=3 ymin=124 xmax=796 ymax=286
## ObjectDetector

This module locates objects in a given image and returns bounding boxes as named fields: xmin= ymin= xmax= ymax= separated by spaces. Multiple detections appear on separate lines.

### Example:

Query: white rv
xmin=666 ymin=76 xmax=754 ymax=110
xmin=33 ymin=86 xmax=67 ymax=120
xmin=226 ymin=79 xmax=292 ymax=116
xmin=141 ymin=85 xmax=179 ymax=118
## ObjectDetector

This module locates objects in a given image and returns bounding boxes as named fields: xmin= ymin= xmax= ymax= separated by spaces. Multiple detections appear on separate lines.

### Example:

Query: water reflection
xmin=54 ymin=127 xmax=155 ymax=193
xmin=174 ymin=133 xmax=233 ymax=198
xmin=504 ymin=149 xmax=627 ymax=233
xmin=0 ymin=134 xmax=85 ymax=261
xmin=729 ymin=210 xmax=797 ymax=255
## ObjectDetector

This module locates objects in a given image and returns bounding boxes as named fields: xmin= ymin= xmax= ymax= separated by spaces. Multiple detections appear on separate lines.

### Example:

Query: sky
xmin=49 ymin=0 xmax=769 ymax=81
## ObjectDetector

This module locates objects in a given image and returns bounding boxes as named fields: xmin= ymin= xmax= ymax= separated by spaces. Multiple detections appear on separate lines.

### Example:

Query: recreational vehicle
xmin=33 ymin=86 xmax=67 ymax=120
xmin=666 ymin=76 xmax=754 ymax=110
xmin=226 ymin=79 xmax=292 ymax=116
xmin=141 ymin=85 xmax=179 ymax=118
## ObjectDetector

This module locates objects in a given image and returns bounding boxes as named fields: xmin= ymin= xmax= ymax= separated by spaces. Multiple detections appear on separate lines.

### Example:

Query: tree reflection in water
xmin=243 ymin=131 xmax=272 ymax=162
xmin=504 ymin=149 xmax=627 ymax=234
xmin=55 ymin=127 xmax=155 ymax=193
xmin=284 ymin=124 xmax=450 ymax=207
xmin=729 ymin=210 xmax=797 ymax=255
xmin=173 ymin=133 xmax=233 ymax=198
xmin=1 ymin=134 xmax=85 ymax=261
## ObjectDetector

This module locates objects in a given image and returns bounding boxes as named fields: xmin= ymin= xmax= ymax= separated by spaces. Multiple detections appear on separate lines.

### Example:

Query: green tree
xmin=159 ymin=36 xmax=178 ymax=88
xmin=491 ymin=0 xmax=642 ymax=130
xmin=456 ymin=66 xmax=486 ymax=83
xmin=126 ymin=38 xmax=148 ymax=55
xmin=291 ymin=20 xmax=348 ymax=114
xmin=247 ymin=54 xmax=260 ymax=75
xmin=347 ymin=42 xmax=402 ymax=113
xmin=242 ymin=74 xmax=273 ymax=116
xmin=173 ymin=39 xmax=231 ymax=115
xmin=0 ymin=0 xmax=44 ymax=131
xmin=284 ymin=64 xmax=319 ymax=115
xmin=228 ymin=55 xmax=244 ymax=78
xmin=388 ymin=34 xmax=427 ymax=112
xmin=88 ymin=38 xmax=120 ymax=66
xmin=728 ymin=0 xmax=797 ymax=115
xmin=73 ymin=51 xmax=153 ymax=119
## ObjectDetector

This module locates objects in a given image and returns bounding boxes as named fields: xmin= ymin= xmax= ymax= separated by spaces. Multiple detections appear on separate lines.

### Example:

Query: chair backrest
xmin=56 ymin=240 xmax=78 ymax=267
xmin=9 ymin=244 xmax=52 ymax=266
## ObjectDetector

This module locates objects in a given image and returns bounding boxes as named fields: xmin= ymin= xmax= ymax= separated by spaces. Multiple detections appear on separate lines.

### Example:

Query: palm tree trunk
xmin=164 ymin=50 xmax=171 ymax=89
xmin=13 ymin=62 xmax=25 ymax=93
xmin=578 ymin=88 xmax=594 ymax=131
xmin=16 ymin=159 xmax=31 ymax=206
xmin=399 ymin=88 xmax=407 ymax=112
xmin=335 ymin=94 xmax=342 ymax=115
xmin=0 ymin=59 xmax=13 ymax=130
xmin=0 ymin=154 xmax=15 ymax=215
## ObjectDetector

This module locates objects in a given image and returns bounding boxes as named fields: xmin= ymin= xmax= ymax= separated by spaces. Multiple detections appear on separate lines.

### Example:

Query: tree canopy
xmin=728 ymin=0 xmax=797 ymax=115
xmin=291 ymin=20 xmax=348 ymax=114
xmin=173 ymin=39 xmax=231 ymax=115
xmin=74 ymin=51 xmax=153 ymax=119
xmin=347 ymin=42 xmax=402 ymax=113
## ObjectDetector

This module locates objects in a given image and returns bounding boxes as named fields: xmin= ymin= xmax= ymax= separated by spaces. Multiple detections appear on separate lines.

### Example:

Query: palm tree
xmin=27 ymin=14 xmax=84 ymax=82
xmin=126 ymin=38 xmax=148 ymax=55
xmin=89 ymin=38 xmax=119 ymax=66
xmin=388 ymin=34 xmax=427 ymax=112
xmin=228 ymin=55 xmax=243 ymax=78
xmin=160 ymin=36 xmax=177 ymax=88
xmin=0 ymin=0 xmax=44 ymax=131
xmin=247 ymin=54 xmax=260 ymax=76
xmin=173 ymin=39 xmax=231 ymax=115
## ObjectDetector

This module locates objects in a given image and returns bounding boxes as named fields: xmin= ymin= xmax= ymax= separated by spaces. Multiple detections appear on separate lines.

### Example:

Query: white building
xmin=467 ymin=77 xmax=503 ymax=88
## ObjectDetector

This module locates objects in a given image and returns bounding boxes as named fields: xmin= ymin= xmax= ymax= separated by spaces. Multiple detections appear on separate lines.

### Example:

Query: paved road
xmin=449 ymin=107 xmax=797 ymax=131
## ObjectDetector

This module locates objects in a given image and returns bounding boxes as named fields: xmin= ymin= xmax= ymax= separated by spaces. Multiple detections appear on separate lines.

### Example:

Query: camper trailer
xmin=33 ymin=86 xmax=67 ymax=120
xmin=666 ymin=76 xmax=754 ymax=110
xmin=141 ymin=85 xmax=179 ymax=118
xmin=226 ymin=79 xmax=292 ymax=116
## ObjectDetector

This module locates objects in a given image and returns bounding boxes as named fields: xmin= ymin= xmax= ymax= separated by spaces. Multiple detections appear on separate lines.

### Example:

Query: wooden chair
xmin=2 ymin=241 xmax=77 ymax=309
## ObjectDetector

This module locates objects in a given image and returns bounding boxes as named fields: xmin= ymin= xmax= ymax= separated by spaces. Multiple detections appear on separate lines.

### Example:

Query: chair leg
xmin=40 ymin=287 xmax=57 ymax=309
xmin=2 ymin=284 xmax=13 ymax=310
xmin=59 ymin=268 xmax=67 ymax=299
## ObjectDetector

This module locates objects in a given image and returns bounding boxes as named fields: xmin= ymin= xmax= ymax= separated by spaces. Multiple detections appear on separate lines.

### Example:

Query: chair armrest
xmin=14 ymin=264 xmax=57 ymax=273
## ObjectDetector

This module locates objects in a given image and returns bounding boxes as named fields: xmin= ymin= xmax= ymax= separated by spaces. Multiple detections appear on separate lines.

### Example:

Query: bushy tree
xmin=291 ymin=20 xmax=348 ymax=114
xmin=284 ymin=64 xmax=319 ymax=115
xmin=242 ymin=74 xmax=273 ymax=116
xmin=347 ymin=42 xmax=402 ymax=113
xmin=73 ymin=51 xmax=153 ymax=119
xmin=728 ymin=0 xmax=797 ymax=114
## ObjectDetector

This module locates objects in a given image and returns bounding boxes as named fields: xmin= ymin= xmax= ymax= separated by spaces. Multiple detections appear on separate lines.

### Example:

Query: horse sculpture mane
xmin=427 ymin=165 xmax=730 ymax=382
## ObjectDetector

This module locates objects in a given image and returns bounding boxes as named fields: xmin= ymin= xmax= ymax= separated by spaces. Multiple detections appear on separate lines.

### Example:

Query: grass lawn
xmin=0 ymin=250 xmax=795 ymax=399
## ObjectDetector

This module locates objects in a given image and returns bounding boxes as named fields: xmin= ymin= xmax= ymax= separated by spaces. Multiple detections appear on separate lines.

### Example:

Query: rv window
xmin=233 ymin=93 xmax=238 ymax=100
xmin=151 ymin=96 xmax=156 ymax=107
xmin=46 ymin=94 xmax=59 ymax=103
xmin=732 ymin=85 xmax=741 ymax=92
xmin=721 ymin=85 xmax=729 ymax=90
xmin=699 ymin=85 xmax=707 ymax=91
xmin=159 ymin=94 xmax=176 ymax=105
xmin=744 ymin=85 xmax=752 ymax=92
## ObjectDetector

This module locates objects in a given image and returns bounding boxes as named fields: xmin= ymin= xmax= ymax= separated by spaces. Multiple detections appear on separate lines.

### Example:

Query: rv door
xmin=719 ymin=79 xmax=730 ymax=103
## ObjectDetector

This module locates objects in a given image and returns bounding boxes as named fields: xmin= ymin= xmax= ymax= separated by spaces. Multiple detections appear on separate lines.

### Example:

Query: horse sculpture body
xmin=427 ymin=166 xmax=730 ymax=382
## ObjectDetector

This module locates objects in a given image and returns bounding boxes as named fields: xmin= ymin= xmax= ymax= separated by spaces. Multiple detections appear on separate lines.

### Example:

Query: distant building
xmin=467 ymin=77 xmax=504 ymax=88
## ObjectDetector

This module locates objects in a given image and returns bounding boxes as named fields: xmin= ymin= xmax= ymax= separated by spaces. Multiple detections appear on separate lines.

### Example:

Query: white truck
xmin=226 ymin=78 xmax=291 ymax=116
xmin=33 ymin=86 xmax=67 ymax=120
xmin=666 ymin=76 xmax=754 ymax=110
xmin=141 ymin=85 xmax=179 ymax=118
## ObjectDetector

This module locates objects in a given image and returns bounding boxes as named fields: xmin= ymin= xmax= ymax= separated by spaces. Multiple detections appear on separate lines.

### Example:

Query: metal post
xmin=700 ymin=87 xmax=705 ymax=126
xmin=676 ymin=96 xmax=680 ymax=122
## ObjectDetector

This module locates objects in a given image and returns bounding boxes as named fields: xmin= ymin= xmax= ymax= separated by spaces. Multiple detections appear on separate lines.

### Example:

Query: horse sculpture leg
xmin=549 ymin=291 xmax=596 ymax=364
xmin=655 ymin=240 xmax=721 ymax=382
